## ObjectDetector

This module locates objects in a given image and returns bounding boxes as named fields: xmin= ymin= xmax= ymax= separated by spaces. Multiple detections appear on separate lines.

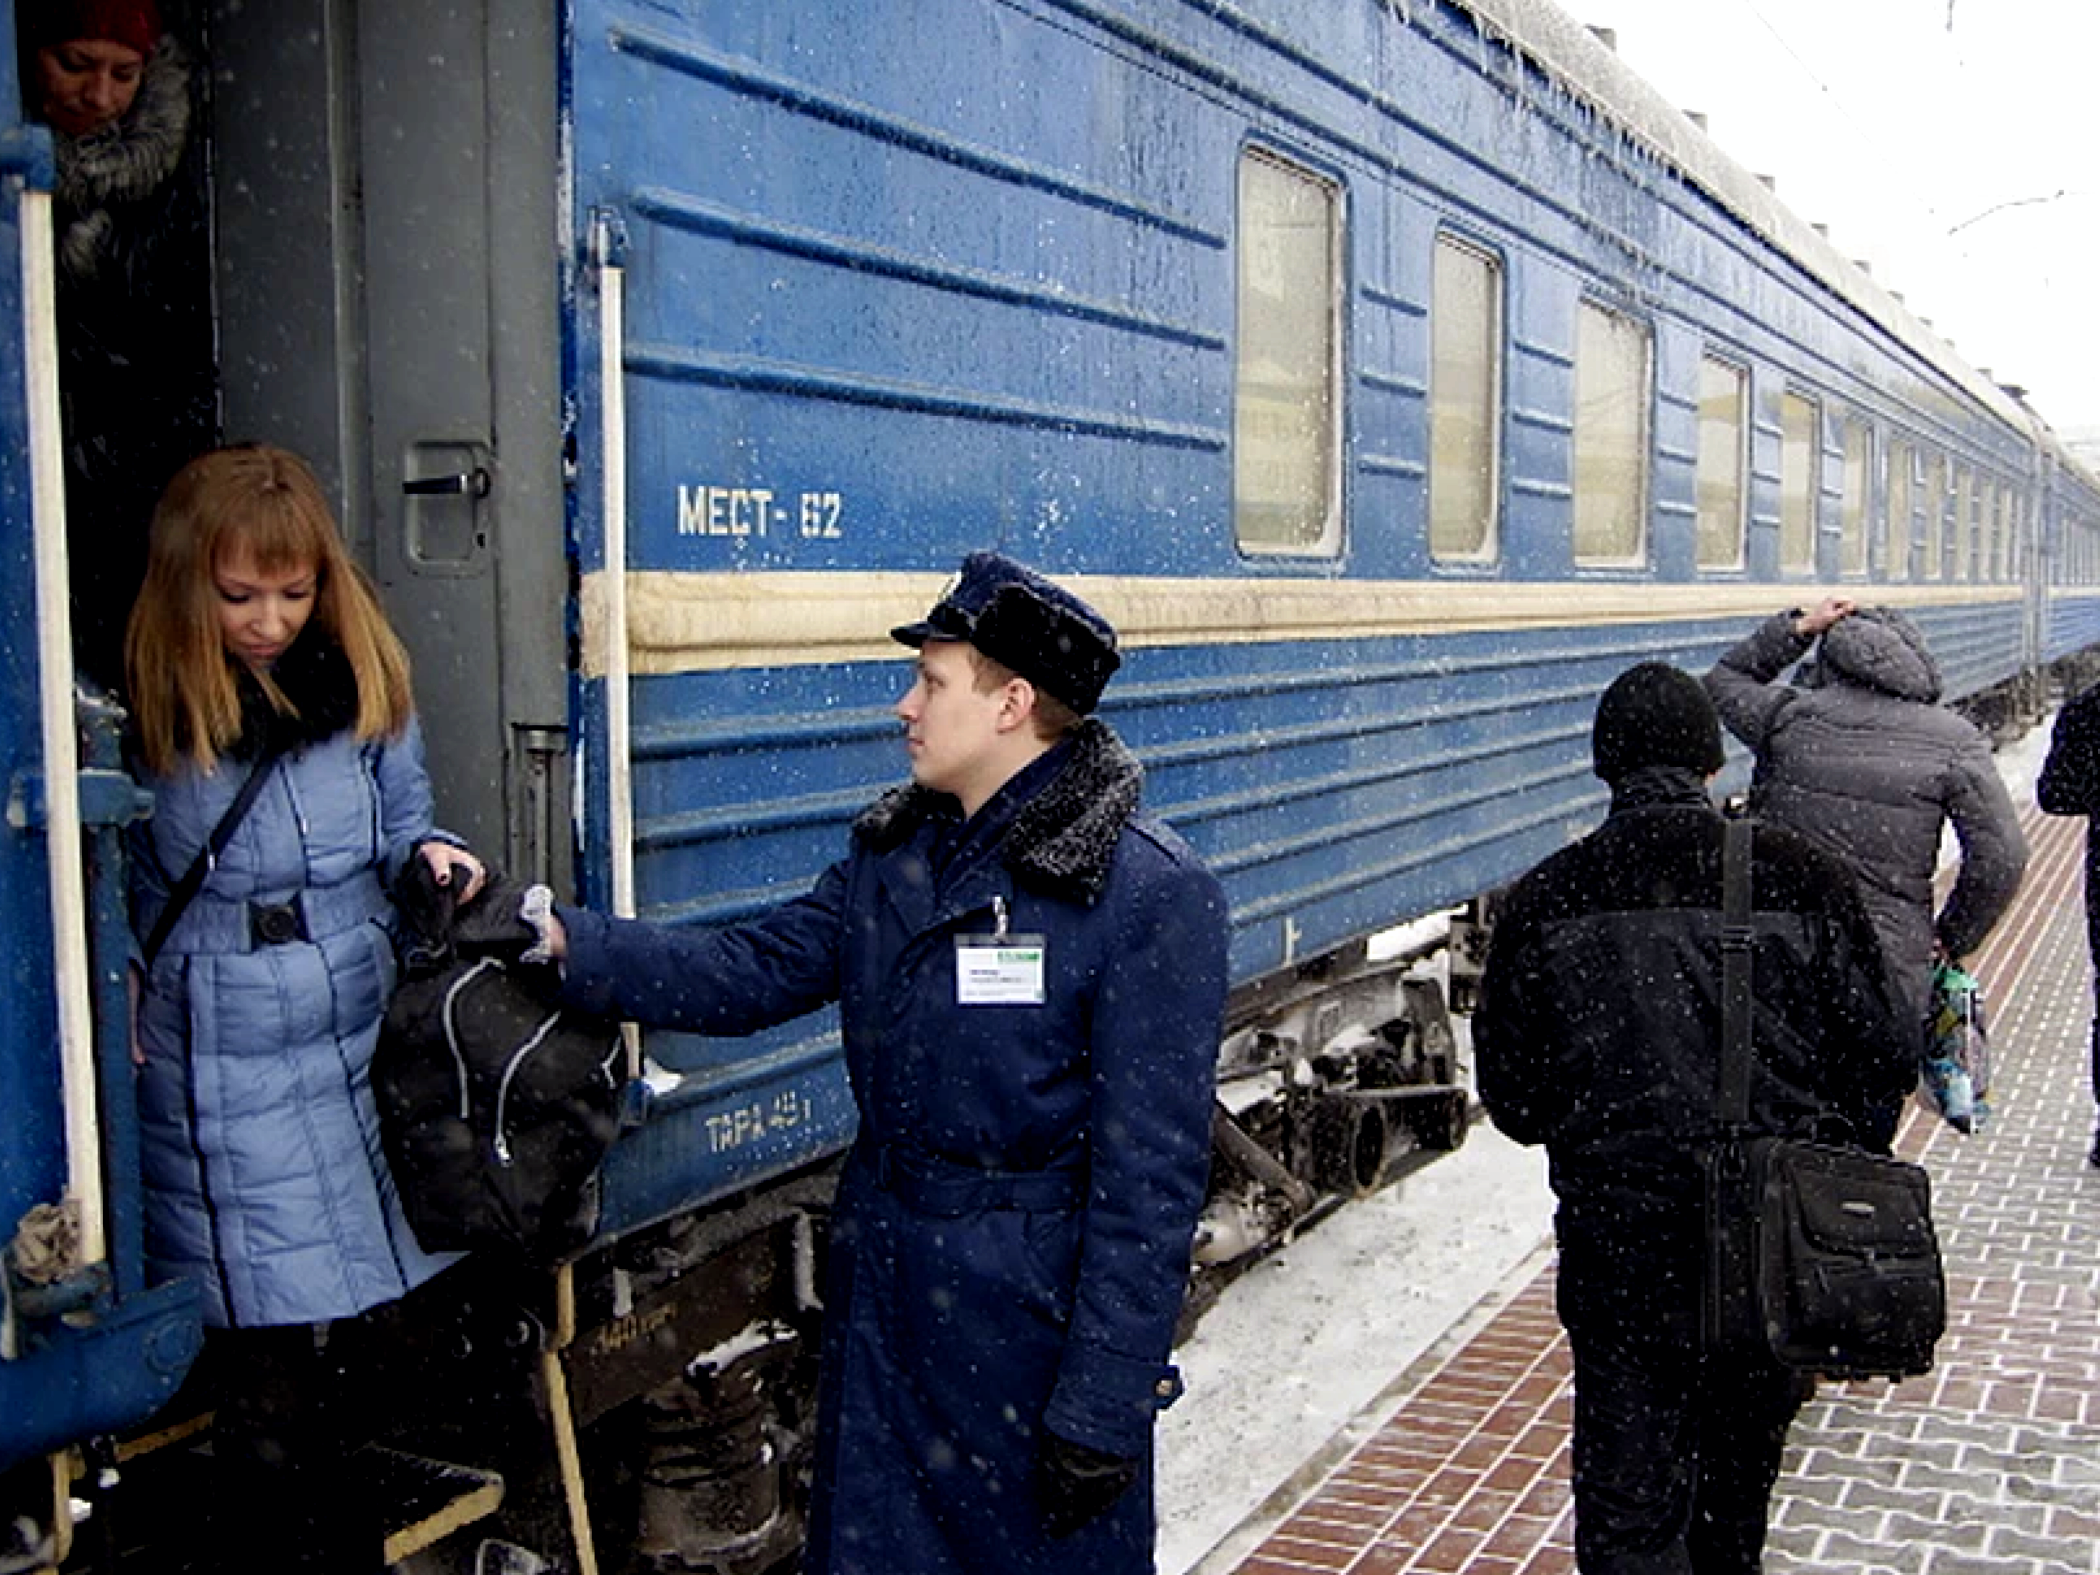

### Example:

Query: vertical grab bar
xmin=20 ymin=184 xmax=104 ymax=1267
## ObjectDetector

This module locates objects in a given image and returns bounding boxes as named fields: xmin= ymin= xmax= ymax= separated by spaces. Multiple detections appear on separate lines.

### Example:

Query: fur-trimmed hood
xmin=53 ymin=33 xmax=190 ymax=280
xmin=851 ymin=718 xmax=1143 ymax=904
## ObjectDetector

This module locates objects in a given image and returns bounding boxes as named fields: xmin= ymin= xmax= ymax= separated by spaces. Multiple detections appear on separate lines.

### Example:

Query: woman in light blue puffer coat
xmin=124 ymin=442 xmax=483 ymax=1574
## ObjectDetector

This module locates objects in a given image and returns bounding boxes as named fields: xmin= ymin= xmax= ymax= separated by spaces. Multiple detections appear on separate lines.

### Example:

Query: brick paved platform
xmin=1210 ymin=806 xmax=2100 ymax=1575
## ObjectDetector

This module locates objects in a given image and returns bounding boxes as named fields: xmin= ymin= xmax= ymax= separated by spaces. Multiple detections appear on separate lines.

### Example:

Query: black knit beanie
xmin=1591 ymin=662 xmax=1725 ymax=783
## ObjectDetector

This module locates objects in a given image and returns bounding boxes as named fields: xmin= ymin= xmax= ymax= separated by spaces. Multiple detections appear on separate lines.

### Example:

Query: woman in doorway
xmin=125 ymin=443 xmax=481 ymax=1573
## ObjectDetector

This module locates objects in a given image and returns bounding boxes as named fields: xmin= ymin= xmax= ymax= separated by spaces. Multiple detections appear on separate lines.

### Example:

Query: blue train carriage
xmin=2037 ymin=427 xmax=2100 ymax=681
xmin=0 ymin=6 xmax=206 ymax=1562
xmin=6 ymin=0 xmax=2095 ymax=1569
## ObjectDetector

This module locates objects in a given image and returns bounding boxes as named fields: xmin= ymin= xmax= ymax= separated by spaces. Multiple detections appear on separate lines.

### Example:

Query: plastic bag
xmin=1920 ymin=960 xmax=1991 ymax=1134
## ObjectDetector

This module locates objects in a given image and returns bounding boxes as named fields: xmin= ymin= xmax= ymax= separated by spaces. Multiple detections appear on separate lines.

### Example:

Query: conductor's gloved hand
xmin=1032 ymin=1431 xmax=1138 ymax=1540
xmin=451 ymin=874 xmax=560 ymax=966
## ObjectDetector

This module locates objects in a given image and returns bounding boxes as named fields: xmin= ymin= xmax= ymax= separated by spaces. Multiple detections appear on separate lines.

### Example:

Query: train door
xmin=209 ymin=0 xmax=570 ymax=879
xmin=1 ymin=0 xmax=202 ymax=1495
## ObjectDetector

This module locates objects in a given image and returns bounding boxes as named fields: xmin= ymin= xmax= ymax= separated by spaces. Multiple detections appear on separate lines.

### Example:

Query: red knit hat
xmin=25 ymin=0 xmax=164 ymax=56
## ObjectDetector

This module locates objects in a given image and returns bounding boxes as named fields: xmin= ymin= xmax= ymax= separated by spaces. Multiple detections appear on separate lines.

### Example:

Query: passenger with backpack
xmin=124 ymin=443 xmax=484 ymax=1574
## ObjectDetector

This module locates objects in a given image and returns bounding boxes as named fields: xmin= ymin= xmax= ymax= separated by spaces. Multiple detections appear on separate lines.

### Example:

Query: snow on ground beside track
xmin=1158 ymin=1120 xmax=1554 ymax=1574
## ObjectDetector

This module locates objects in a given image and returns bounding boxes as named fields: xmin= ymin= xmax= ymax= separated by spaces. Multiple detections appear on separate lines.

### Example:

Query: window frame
xmin=1427 ymin=230 xmax=1506 ymax=565
xmin=1694 ymin=352 xmax=1749 ymax=572
xmin=1231 ymin=145 xmax=1346 ymax=558
xmin=1571 ymin=297 xmax=1653 ymax=568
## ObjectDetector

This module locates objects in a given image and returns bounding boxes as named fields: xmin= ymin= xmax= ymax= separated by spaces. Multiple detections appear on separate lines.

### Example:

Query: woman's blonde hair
xmin=125 ymin=443 xmax=413 ymax=775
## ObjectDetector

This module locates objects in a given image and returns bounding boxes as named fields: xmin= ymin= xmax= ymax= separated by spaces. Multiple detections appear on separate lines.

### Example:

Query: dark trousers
xmin=207 ymin=1319 xmax=388 ymax=1575
xmin=1556 ymin=1197 xmax=1813 ymax=1575
xmin=2089 ymin=995 xmax=2100 ymax=1108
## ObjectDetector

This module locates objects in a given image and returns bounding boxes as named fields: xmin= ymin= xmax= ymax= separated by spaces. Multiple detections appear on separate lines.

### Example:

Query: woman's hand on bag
xmin=418 ymin=840 xmax=487 ymax=903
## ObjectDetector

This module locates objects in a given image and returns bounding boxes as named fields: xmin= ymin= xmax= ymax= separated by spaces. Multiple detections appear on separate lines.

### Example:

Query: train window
xmin=1885 ymin=440 xmax=1912 ymax=580
xmin=1695 ymin=355 xmax=1747 ymax=569
xmin=1429 ymin=235 xmax=1503 ymax=562
xmin=1976 ymin=480 xmax=1994 ymax=581
xmin=1997 ymin=486 xmax=2016 ymax=580
xmin=1234 ymin=149 xmax=1341 ymax=555
xmin=1948 ymin=466 xmax=1965 ymax=583
xmin=1921 ymin=451 xmax=1947 ymax=579
xmin=1572 ymin=301 xmax=1651 ymax=565
xmin=1778 ymin=391 xmax=1819 ymax=574
xmin=1838 ymin=419 xmax=1869 ymax=578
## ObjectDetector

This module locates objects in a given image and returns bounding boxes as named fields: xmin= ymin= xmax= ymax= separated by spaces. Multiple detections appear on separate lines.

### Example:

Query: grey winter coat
xmin=556 ymin=722 xmax=1229 ymax=1575
xmin=130 ymin=717 xmax=458 ymax=1328
xmin=1706 ymin=608 xmax=2027 ymax=1022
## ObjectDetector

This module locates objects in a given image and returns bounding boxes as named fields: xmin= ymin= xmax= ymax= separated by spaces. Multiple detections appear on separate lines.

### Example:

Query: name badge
xmin=955 ymin=934 xmax=1046 ymax=1005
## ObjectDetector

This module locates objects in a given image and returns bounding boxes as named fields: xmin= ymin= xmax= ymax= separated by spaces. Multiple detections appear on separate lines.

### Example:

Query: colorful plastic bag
xmin=1920 ymin=960 xmax=1991 ymax=1134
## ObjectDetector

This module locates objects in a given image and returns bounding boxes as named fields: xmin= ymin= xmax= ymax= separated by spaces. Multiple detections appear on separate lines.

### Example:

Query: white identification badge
xmin=955 ymin=896 xmax=1045 ymax=1005
xmin=955 ymin=935 xmax=1046 ymax=1005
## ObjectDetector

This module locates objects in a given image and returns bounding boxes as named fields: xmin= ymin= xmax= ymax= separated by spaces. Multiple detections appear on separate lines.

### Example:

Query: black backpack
xmin=374 ymin=865 xmax=626 ymax=1263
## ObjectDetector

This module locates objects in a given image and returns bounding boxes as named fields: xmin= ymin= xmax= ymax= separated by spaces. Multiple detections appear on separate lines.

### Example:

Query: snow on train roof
xmin=1444 ymin=0 xmax=2037 ymax=438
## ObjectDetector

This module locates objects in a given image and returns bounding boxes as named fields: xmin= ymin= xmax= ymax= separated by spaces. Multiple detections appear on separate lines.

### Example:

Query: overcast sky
xmin=1573 ymin=0 xmax=2100 ymax=434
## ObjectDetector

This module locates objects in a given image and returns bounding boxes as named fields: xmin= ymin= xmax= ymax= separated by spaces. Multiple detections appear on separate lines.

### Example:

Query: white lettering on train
xmin=677 ymin=484 xmax=777 ymax=536
xmin=674 ymin=485 xmax=845 ymax=539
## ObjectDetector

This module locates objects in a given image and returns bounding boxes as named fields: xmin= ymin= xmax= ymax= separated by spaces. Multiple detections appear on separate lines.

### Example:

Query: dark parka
xmin=1475 ymin=767 xmax=1915 ymax=1200
xmin=1473 ymin=767 xmax=1915 ymax=1570
xmin=2037 ymin=683 xmax=2100 ymax=1103
xmin=556 ymin=722 xmax=1228 ymax=1575
xmin=1706 ymin=608 xmax=2027 ymax=1023
xmin=2038 ymin=682 xmax=2100 ymax=963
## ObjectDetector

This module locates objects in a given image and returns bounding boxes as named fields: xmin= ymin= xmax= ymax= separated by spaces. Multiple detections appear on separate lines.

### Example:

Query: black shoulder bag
xmin=139 ymin=736 xmax=290 ymax=968
xmin=1701 ymin=813 xmax=1947 ymax=1379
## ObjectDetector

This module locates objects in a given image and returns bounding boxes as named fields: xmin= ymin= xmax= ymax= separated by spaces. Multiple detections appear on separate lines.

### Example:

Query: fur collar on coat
xmin=852 ymin=718 xmax=1143 ymax=905
xmin=228 ymin=631 xmax=362 ymax=760
xmin=53 ymin=34 xmax=190 ymax=280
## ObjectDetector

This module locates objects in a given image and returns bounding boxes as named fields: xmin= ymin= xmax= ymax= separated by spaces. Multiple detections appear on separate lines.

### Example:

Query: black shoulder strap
xmin=141 ymin=735 xmax=290 ymax=967
xmin=1717 ymin=813 xmax=1754 ymax=1126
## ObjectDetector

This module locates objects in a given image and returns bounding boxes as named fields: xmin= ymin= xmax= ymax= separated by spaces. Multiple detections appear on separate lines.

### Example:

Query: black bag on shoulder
xmin=1700 ymin=816 xmax=1946 ymax=1380
xmin=374 ymin=863 xmax=627 ymax=1263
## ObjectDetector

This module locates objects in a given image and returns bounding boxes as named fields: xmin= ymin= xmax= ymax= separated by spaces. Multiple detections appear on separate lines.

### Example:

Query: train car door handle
xmin=403 ymin=467 xmax=492 ymax=498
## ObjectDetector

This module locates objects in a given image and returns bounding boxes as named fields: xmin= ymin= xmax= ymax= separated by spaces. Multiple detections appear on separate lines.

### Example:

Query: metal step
xmin=355 ymin=1447 xmax=504 ymax=1566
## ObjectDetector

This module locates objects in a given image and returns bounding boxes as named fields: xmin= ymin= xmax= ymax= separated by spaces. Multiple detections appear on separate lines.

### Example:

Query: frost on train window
xmin=1572 ymin=301 xmax=1650 ymax=565
xmin=1885 ymin=439 xmax=1913 ymax=580
xmin=1995 ymin=485 xmax=2016 ymax=581
xmin=1921 ymin=451 xmax=1947 ymax=579
xmin=1778 ymin=391 xmax=1819 ymax=575
xmin=1695 ymin=355 xmax=1747 ymax=570
xmin=1429 ymin=235 xmax=1502 ymax=563
xmin=1839 ymin=419 xmax=1870 ymax=578
xmin=1234 ymin=149 xmax=1341 ymax=555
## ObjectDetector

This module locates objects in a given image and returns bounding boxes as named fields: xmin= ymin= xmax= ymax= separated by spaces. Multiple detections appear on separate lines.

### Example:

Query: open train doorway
xmin=206 ymin=0 xmax=570 ymax=880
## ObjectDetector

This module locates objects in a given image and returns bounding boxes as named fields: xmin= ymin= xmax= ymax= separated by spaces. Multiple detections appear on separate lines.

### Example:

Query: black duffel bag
xmin=375 ymin=863 xmax=626 ymax=1263
xmin=1703 ymin=1135 xmax=1945 ymax=1379
xmin=1701 ymin=814 xmax=1947 ymax=1380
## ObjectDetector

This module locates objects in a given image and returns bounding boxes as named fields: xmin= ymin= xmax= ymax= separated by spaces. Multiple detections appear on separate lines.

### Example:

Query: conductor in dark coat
xmin=1474 ymin=664 xmax=1914 ymax=1575
xmin=535 ymin=553 xmax=1229 ymax=1575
